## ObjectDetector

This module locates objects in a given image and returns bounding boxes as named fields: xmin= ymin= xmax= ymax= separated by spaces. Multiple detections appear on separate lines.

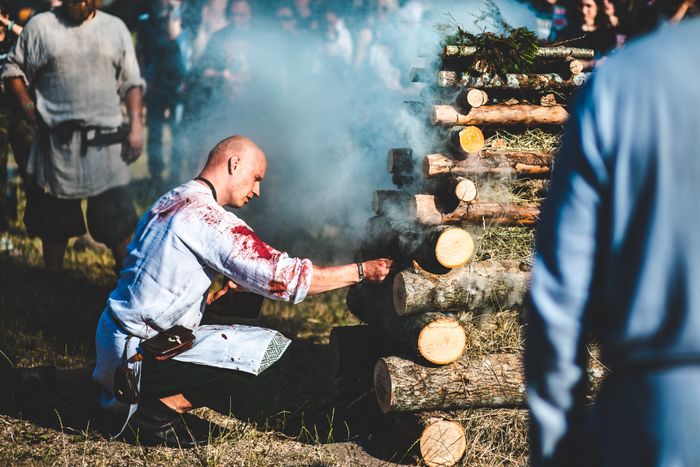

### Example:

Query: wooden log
xmin=410 ymin=194 xmax=540 ymax=227
xmin=417 ymin=414 xmax=466 ymax=467
xmin=540 ymin=93 xmax=558 ymax=107
xmin=359 ymin=215 xmax=476 ymax=272
xmin=372 ymin=190 xmax=412 ymax=217
xmin=454 ymin=178 xmax=477 ymax=203
xmin=374 ymin=353 xmax=525 ymax=413
xmin=448 ymin=126 xmax=485 ymax=156
xmin=439 ymin=199 xmax=540 ymax=226
xmin=423 ymin=151 xmax=554 ymax=178
xmin=465 ymin=88 xmax=489 ymax=108
xmin=386 ymin=148 xmax=416 ymax=188
xmin=394 ymin=225 xmax=477 ymax=272
xmin=347 ymin=284 xmax=467 ymax=365
xmin=419 ymin=225 xmax=475 ymax=269
xmin=438 ymin=71 xmax=590 ymax=89
xmin=392 ymin=260 xmax=530 ymax=316
xmin=443 ymin=44 xmax=594 ymax=60
xmin=432 ymin=104 xmax=568 ymax=126
xmin=375 ymin=351 xmax=607 ymax=413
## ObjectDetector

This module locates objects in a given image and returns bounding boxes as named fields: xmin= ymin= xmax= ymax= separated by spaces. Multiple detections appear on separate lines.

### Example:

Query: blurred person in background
xmin=191 ymin=0 xmax=228 ymax=63
xmin=555 ymin=0 xmax=618 ymax=56
xmin=533 ymin=0 xmax=569 ymax=41
xmin=525 ymin=12 xmax=700 ymax=467
xmin=137 ymin=0 xmax=190 ymax=189
xmin=174 ymin=0 xmax=253 ymax=176
xmin=0 ymin=2 xmax=32 ymax=234
xmin=292 ymin=0 xmax=319 ymax=31
xmin=275 ymin=4 xmax=298 ymax=35
xmin=198 ymin=0 xmax=254 ymax=102
xmin=1 ymin=0 xmax=145 ymax=272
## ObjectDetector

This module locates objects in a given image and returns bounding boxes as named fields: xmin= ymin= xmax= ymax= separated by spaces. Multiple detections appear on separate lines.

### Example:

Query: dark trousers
xmin=140 ymin=349 xmax=291 ymax=421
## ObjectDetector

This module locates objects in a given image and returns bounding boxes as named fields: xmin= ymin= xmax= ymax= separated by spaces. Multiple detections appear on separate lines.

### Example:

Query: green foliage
xmin=440 ymin=0 xmax=539 ymax=75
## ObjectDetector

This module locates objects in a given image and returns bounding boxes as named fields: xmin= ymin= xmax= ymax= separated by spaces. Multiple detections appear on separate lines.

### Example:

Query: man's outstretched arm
xmin=210 ymin=259 xmax=393 ymax=303
xmin=308 ymin=259 xmax=392 ymax=295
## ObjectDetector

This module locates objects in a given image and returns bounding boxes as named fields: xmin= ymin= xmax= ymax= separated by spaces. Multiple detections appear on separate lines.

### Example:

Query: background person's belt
xmin=47 ymin=122 xmax=128 ymax=155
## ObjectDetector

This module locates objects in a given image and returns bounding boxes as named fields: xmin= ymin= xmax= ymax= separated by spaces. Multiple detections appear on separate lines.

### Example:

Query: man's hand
xmin=206 ymin=279 xmax=245 ymax=305
xmin=361 ymin=258 xmax=393 ymax=283
xmin=121 ymin=120 xmax=144 ymax=164
xmin=308 ymin=258 xmax=394 ymax=295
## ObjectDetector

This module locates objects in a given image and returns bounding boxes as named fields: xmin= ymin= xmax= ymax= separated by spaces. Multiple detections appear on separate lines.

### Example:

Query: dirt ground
xmin=0 ymin=221 xmax=429 ymax=466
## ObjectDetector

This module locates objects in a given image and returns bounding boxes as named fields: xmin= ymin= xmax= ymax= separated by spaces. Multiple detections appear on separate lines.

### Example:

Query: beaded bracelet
xmin=356 ymin=261 xmax=364 ymax=282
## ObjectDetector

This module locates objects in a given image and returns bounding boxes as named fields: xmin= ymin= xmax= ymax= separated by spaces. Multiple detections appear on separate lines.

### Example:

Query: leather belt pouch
xmin=141 ymin=325 xmax=195 ymax=361
xmin=113 ymin=365 xmax=140 ymax=404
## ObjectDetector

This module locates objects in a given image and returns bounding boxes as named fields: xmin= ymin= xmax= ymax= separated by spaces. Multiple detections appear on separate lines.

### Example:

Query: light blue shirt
xmin=525 ymin=18 xmax=700 ymax=466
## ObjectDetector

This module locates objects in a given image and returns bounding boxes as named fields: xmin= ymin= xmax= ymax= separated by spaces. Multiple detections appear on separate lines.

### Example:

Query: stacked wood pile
xmin=331 ymin=42 xmax=605 ymax=467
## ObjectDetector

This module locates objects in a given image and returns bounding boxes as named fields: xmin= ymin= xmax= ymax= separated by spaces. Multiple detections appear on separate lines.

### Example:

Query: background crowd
xmin=0 ymin=0 xmax=696 ymax=263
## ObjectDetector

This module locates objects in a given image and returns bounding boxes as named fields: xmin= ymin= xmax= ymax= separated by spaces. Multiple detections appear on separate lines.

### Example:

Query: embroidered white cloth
xmin=92 ymin=181 xmax=313 ymax=432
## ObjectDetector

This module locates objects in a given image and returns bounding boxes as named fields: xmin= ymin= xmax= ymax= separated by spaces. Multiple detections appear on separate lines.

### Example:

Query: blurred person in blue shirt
xmin=525 ymin=11 xmax=700 ymax=467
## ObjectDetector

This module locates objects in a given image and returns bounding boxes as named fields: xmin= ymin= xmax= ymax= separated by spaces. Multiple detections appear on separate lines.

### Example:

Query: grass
xmin=0 ymin=126 xmax=544 ymax=466
xmin=0 ymin=179 xmax=401 ymax=466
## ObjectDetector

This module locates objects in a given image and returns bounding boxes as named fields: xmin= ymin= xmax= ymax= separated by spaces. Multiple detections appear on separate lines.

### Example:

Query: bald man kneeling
xmin=90 ymin=135 xmax=392 ymax=447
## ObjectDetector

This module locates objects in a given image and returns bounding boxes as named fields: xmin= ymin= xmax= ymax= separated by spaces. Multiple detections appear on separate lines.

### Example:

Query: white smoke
xmin=180 ymin=0 xmax=537 ymax=263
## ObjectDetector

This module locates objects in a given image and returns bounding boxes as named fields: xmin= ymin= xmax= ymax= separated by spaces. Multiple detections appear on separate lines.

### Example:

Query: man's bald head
xmin=205 ymin=135 xmax=266 ymax=169
xmin=199 ymin=135 xmax=267 ymax=208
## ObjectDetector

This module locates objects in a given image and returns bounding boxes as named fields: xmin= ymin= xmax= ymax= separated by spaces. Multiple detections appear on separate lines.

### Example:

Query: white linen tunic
xmin=0 ymin=10 xmax=146 ymax=198
xmin=93 ymin=181 xmax=313 ymax=434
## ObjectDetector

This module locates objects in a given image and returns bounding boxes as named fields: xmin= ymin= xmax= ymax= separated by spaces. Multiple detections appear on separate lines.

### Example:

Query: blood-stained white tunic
xmin=92 ymin=181 xmax=313 ymax=434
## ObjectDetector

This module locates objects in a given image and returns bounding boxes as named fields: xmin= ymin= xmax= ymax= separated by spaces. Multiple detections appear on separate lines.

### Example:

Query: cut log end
xmin=374 ymin=358 xmax=394 ymax=414
xmin=457 ymin=126 xmax=485 ymax=154
xmin=420 ymin=420 xmax=467 ymax=467
xmin=454 ymin=179 xmax=477 ymax=203
xmin=465 ymin=88 xmax=489 ymax=108
xmin=417 ymin=317 xmax=467 ymax=365
xmin=434 ymin=227 xmax=475 ymax=268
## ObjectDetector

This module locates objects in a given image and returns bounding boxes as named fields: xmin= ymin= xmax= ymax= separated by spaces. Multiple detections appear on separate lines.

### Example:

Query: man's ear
xmin=228 ymin=156 xmax=240 ymax=175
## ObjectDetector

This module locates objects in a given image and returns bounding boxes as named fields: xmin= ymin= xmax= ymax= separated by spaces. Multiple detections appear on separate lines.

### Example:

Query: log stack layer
xmin=332 ymin=42 xmax=600 ymax=466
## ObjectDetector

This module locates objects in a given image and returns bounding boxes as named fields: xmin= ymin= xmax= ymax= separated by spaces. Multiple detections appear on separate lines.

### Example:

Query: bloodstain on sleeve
xmin=230 ymin=226 xmax=274 ymax=260
xmin=223 ymin=223 xmax=313 ymax=303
